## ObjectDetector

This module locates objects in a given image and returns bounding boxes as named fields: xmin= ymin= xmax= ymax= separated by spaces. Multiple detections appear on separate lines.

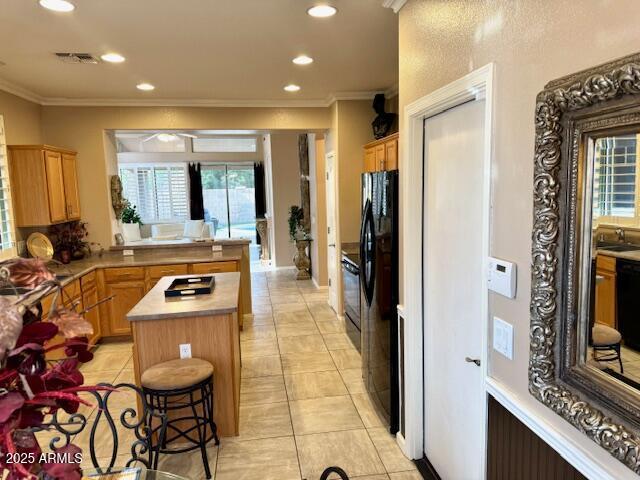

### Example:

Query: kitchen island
xmin=127 ymin=272 xmax=241 ymax=436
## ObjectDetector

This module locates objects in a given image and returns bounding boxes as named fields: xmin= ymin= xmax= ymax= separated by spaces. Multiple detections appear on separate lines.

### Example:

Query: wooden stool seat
xmin=141 ymin=358 xmax=214 ymax=391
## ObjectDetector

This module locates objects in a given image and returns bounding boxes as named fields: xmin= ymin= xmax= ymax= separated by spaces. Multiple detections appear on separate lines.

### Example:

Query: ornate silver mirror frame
xmin=530 ymin=52 xmax=640 ymax=473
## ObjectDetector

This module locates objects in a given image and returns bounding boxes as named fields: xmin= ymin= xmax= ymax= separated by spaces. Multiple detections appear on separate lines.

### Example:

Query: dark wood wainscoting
xmin=487 ymin=395 xmax=586 ymax=480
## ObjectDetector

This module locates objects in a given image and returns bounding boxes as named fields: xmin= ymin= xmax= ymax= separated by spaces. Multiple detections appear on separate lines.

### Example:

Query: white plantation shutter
xmin=0 ymin=116 xmax=16 ymax=258
xmin=119 ymin=164 xmax=189 ymax=223
xmin=594 ymin=135 xmax=639 ymax=219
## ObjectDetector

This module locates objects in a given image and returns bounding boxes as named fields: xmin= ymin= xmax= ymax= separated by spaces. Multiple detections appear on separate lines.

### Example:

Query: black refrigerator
xmin=359 ymin=170 xmax=399 ymax=434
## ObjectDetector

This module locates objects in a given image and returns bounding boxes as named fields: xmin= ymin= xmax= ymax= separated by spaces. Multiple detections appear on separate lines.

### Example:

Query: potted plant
xmin=288 ymin=206 xmax=312 ymax=280
xmin=49 ymin=221 xmax=89 ymax=264
xmin=120 ymin=200 xmax=143 ymax=243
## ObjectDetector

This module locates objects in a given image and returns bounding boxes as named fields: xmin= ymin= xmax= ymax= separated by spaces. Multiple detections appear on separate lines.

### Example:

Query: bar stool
xmin=141 ymin=358 xmax=220 ymax=479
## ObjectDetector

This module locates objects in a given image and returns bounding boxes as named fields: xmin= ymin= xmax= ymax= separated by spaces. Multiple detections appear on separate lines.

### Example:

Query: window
xmin=0 ymin=116 xmax=16 ymax=259
xmin=119 ymin=164 xmax=188 ymax=223
xmin=593 ymin=135 xmax=638 ymax=220
xmin=192 ymin=138 xmax=257 ymax=153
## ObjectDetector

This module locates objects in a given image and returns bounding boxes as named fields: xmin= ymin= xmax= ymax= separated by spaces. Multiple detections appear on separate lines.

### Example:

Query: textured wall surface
xmin=399 ymin=1 xmax=640 ymax=477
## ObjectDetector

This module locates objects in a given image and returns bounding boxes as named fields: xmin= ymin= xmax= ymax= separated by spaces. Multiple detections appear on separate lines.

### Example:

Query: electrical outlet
xmin=212 ymin=244 xmax=223 ymax=252
xmin=179 ymin=343 xmax=192 ymax=359
xmin=123 ymin=249 xmax=134 ymax=256
xmin=493 ymin=317 xmax=513 ymax=360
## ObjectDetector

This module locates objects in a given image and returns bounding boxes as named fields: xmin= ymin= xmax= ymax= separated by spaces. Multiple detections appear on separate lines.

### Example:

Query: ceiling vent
xmin=54 ymin=52 xmax=99 ymax=64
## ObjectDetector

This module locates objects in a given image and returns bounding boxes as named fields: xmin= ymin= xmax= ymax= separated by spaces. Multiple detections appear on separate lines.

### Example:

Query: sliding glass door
xmin=202 ymin=164 xmax=256 ymax=241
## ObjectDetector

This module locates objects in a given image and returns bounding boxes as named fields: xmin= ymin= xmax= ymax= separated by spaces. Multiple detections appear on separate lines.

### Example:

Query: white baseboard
xmin=311 ymin=277 xmax=329 ymax=291
xmin=486 ymin=378 xmax=624 ymax=480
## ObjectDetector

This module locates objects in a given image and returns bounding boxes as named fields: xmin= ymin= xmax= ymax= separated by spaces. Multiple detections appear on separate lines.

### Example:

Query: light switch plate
xmin=123 ymin=249 xmax=134 ymax=256
xmin=211 ymin=245 xmax=223 ymax=252
xmin=179 ymin=343 xmax=192 ymax=359
xmin=493 ymin=317 xmax=513 ymax=360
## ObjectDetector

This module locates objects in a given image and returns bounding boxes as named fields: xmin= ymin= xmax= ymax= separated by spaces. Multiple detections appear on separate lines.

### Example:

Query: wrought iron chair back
xmin=42 ymin=382 xmax=167 ymax=474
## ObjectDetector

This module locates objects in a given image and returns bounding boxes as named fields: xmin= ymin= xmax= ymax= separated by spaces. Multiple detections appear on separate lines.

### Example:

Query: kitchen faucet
xmin=616 ymin=228 xmax=626 ymax=243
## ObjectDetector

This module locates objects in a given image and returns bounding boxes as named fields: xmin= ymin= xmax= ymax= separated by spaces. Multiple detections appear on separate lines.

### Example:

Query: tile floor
xmin=61 ymin=268 xmax=420 ymax=480
xmin=592 ymin=344 xmax=640 ymax=385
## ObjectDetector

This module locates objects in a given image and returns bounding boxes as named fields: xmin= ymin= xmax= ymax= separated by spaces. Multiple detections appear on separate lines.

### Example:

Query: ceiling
xmin=0 ymin=0 xmax=398 ymax=106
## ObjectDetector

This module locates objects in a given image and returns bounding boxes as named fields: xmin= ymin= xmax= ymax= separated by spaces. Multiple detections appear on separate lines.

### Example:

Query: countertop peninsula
xmin=46 ymin=248 xmax=243 ymax=284
xmin=127 ymin=272 xmax=240 ymax=322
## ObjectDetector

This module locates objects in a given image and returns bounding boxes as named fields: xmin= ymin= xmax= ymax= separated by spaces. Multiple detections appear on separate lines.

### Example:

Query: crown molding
xmin=0 ymin=78 xmax=44 ymax=104
xmin=385 ymin=83 xmax=399 ymax=98
xmin=382 ymin=0 xmax=407 ymax=13
xmin=39 ymin=97 xmax=331 ymax=108
xmin=0 ymin=77 xmax=392 ymax=108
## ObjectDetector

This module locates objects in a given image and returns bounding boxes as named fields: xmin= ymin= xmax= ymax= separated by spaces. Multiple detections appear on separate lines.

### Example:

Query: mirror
xmin=529 ymin=52 xmax=640 ymax=473
xmin=586 ymin=133 xmax=640 ymax=390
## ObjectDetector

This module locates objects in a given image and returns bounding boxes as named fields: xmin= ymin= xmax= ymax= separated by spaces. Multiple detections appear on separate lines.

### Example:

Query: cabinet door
xmin=82 ymin=286 xmax=101 ymax=345
xmin=105 ymin=281 xmax=146 ymax=335
xmin=364 ymin=148 xmax=377 ymax=172
xmin=375 ymin=145 xmax=386 ymax=171
xmin=44 ymin=150 xmax=67 ymax=223
xmin=61 ymin=153 xmax=81 ymax=220
xmin=191 ymin=261 xmax=238 ymax=274
xmin=596 ymin=269 xmax=617 ymax=328
xmin=384 ymin=138 xmax=398 ymax=170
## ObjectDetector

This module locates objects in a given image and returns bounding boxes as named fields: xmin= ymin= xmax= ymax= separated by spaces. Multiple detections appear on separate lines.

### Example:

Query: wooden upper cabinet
xmin=363 ymin=133 xmax=399 ymax=172
xmin=62 ymin=153 xmax=81 ymax=220
xmin=8 ymin=145 xmax=80 ymax=226
xmin=364 ymin=148 xmax=377 ymax=172
xmin=44 ymin=151 xmax=67 ymax=223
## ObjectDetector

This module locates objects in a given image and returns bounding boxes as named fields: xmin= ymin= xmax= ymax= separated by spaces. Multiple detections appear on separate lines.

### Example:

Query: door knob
xmin=465 ymin=357 xmax=481 ymax=366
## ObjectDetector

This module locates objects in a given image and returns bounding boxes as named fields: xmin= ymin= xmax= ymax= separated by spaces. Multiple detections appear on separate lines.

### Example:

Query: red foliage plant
xmin=0 ymin=259 xmax=104 ymax=480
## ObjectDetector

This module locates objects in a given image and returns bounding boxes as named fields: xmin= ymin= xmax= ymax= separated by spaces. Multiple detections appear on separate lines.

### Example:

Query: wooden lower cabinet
xmin=596 ymin=255 xmax=617 ymax=328
xmin=82 ymin=286 xmax=101 ymax=345
xmin=190 ymin=261 xmax=237 ymax=274
xmin=104 ymin=281 xmax=146 ymax=336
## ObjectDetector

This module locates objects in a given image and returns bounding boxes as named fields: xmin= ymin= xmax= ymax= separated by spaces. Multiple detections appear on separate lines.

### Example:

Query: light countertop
xmin=110 ymin=238 xmax=251 ymax=251
xmin=597 ymin=249 xmax=640 ymax=262
xmin=126 ymin=272 xmax=240 ymax=322
xmin=46 ymin=248 xmax=243 ymax=285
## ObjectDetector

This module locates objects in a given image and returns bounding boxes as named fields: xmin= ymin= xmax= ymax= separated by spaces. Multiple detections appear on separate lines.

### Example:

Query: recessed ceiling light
xmin=284 ymin=84 xmax=301 ymax=92
xmin=293 ymin=55 xmax=314 ymax=65
xmin=39 ymin=0 xmax=75 ymax=12
xmin=136 ymin=83 xmax=155 ymax=91
xmin=101 ymin=53 xmax=125 ymax=63
xmin=307 ymin=5 xmax=337 ymax=17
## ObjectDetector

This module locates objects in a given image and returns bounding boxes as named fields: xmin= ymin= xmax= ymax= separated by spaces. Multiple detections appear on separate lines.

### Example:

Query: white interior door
xmin=423 ymin=99 xmax=487 ymax=479
xmin=326 ymin=152 xmax=338 ymax=310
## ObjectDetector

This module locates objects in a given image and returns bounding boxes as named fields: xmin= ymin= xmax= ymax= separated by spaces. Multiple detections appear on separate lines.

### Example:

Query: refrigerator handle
xmin=360 ymin=200 xmax=376 ymax=307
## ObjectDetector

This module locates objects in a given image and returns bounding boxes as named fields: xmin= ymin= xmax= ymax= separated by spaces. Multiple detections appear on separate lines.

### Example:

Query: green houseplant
xmin=120 ymin=200 xmax=142 ymax=225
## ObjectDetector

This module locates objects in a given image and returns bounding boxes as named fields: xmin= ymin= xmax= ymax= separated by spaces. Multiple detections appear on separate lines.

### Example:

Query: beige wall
xmin=39 ymin=105 xmax=330 ymax=247
xmin=336 ymin=100 xmax=375 ymax=243
xmin=270 ymin=132 xmax=301 ymax=267
xmin=0 ymin=90 xmax=41 ymax=144
xmin=400 ymin=1 xmax=640 ymax=477
xmin=309 ymin=134 xmax=328 ymax=286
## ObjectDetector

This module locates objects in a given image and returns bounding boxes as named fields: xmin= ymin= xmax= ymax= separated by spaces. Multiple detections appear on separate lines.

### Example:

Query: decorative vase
xmin=72 ymin=249 xmax=85 ymax=260
xmin=293 ymin=239 xmax=311 ymax=280
xmin=59 ymin=249 xmax=71 ymax=264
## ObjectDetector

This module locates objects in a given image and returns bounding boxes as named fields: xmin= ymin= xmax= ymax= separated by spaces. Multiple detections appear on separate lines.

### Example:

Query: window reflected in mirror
xmin=589 ymin=133 xmax=640 ymax=390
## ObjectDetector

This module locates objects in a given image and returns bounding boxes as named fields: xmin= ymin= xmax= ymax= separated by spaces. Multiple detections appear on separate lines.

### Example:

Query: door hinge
xmin=326 ymin=172 xmax=329 ymax=180
xmin=328 ymin=278 xmax=332 ymax=287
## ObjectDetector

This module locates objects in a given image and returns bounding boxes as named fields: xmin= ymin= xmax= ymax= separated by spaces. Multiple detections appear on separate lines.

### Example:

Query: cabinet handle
xmin=160 ymin=270 xmax=174 ymax=274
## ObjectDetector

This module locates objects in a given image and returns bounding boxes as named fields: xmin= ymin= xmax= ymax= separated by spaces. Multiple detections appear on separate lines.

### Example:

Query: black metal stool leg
xmin=615 ymin=344 xmax=624 ymax=373
xmin=189 ymin=390 xmax=212 ymax=479
xmin=203 ymin=382 xmax=220 ymax=445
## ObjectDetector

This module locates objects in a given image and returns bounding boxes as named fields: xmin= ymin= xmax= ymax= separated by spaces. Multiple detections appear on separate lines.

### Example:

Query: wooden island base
xmin=127 ymin=272 xmax=241 ymax=436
